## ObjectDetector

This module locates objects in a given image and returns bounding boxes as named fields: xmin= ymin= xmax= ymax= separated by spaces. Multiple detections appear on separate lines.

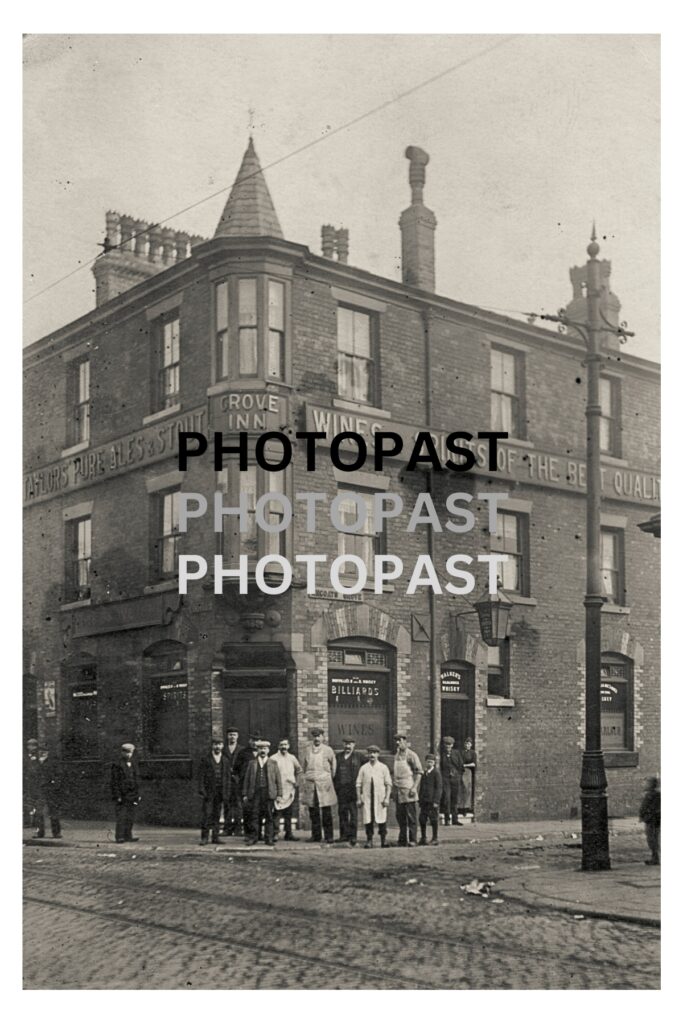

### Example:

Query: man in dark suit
xmin=198 ymin=737 xmax=229 ymax=845
xmin=25 ymin=739 xmax=63 ymax=839
xmin=440 ymin=735 xmax=464 ymax=826
xmin=334 ymin=737 xmax=363 ymax=846
xmin=111 ymin=742 xmax=140 ymax=843
xmin=234 ymin=734 xmax=258 ymax=840
xmin=221 ymin=727 xmax=244 ymax=836
xmin=242 ymin=740 xmax=282 ymax=846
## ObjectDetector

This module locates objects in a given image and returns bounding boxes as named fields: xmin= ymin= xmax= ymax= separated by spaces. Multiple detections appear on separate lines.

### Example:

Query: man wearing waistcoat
xmin=392 ymin=734 xmax=422 ymax=847
xmin=242 ymin=740 xmax=282 ymax=846
xmin=334 ymin=738 xmax=363 ymax=846
xmin=198 ymin=737 xmax=229 ymax=845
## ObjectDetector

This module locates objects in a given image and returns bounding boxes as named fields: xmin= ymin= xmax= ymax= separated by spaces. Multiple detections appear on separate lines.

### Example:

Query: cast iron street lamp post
xmin=536 ymin=228 xmax=633 ymax=871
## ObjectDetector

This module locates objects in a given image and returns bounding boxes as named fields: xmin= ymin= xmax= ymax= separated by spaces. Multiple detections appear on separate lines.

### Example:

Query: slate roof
xmin=214 ymin=137 xmax=283 ymax=239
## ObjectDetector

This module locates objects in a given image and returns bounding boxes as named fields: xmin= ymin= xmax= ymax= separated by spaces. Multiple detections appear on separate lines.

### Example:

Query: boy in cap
xmin=356 ymin=746 xmax=392 ymax=848
xmin=111 ymin=743 xmax=140 ymax=843
xmin=242 ymin=740 xmax=282 ymax=846
xmin=418 ymin=753 xmax=442 ymax=845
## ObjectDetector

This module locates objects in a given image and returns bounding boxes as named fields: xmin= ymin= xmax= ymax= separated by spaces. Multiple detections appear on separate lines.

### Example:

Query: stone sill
xmin=144 ymin=580 xmax=180 ymax=595
xmin=142 ymin=403 xmax=181 ymax=426
xmin=508 ymin=595 xmax=538 ymax=607
xmin=207 ymin=379 xmax=293 ymax=396
xmin=332 ymin=397 xmax=391 ymax=419
xmin=602 ymin=604 xmax=630 ymax=615
xmin=486 ymin=697 xmax=515 ymax=708
xmin=60 ymin=439 xmax=90 ymax=458
xmin=604 ymin=751 xmax=639 ymax=768
xmin=60 ymin=598 xmax=92 ymax=611
xmin=600 ymin=454 xmax=628 ymax=466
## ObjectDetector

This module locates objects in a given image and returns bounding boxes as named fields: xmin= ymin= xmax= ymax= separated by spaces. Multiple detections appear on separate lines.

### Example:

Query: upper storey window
xmin=215 ymin=276 xmax=288 ymax=383
xmin=491 ymin=346 xmax=525 ymax=438
xmin=152 ymin=313 xmax=181 ymax=411
xmin=337 ymin=306 xmax=377 ymax=405
xmin=599 ymin=376 xmax=621 ymax=457
xmin=67 ymin=357 xmax=90 ymax=447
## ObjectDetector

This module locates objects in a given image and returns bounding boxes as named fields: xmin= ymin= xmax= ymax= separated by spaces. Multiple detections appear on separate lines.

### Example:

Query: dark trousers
xmin=114 ymin=800 xmax=136 ymax=841
xmin=309 ymin=790 xmax=333 ymax=842
xmin=338 ymin=788 xmax=358 ymax=842
xmin=33 ymin=800 xmax=61 ymax=838
xmin=365 ymin=821 xmax=387 ymax=840
xmin=396 ymin=801 xmax=418 ymax=844
xmin=223 ymin=789 xmax=243 ymax=835
xmin=419 ymin=802 xmax=439 ymax=840
xmin=248 ymin=787 xmax=275 ymax=843
xmin=646 ymin=823 xmax=660 ymax=863
xmin=441 ymin=777 xmax=461 ymax=823
xmin=200 ymin=792 xmax=223 ymax=840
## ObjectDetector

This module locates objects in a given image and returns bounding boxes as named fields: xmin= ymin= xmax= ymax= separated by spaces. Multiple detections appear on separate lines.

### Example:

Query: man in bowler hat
xmin=198 ymin=736 xmax=229 ymax=845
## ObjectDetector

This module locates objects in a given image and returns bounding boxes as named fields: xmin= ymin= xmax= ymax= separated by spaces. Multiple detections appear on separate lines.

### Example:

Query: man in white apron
xmin=300 ymin=728 xmax=337 ymax=843
xmin=356 ymin=745 xmax=392 ymax=848
xmin=270 ymin=738 xmax=302 ymax=841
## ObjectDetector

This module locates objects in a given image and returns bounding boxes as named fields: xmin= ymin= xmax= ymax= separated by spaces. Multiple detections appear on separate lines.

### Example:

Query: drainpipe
xmin=422 ymin=307 xmax=440 ymax=752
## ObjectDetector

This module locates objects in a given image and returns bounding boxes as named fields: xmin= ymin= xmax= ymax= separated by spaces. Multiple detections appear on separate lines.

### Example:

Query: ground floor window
xmin=327 ymin=639 xmax=393 ymax=750
xmin=143 ymin=641 xmax=189 ymax=755
xmin=601 ymin=653 xmax=633 ymax=751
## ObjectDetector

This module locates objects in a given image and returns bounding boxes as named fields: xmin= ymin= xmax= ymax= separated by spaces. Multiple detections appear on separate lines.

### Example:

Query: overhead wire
xmin=24 ymin=35 xmax=518 ymax=308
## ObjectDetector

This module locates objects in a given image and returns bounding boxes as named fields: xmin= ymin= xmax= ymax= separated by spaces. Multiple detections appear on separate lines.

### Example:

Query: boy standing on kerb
xmin=639 ymin=776 xmax=660 ymax=866
xmin=418 ymin=753 xmax=442 ymax=846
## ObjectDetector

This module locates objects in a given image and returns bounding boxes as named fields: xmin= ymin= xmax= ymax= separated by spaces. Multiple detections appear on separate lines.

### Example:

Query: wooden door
xmin=223 ymin=689 xmax=287 ymax=750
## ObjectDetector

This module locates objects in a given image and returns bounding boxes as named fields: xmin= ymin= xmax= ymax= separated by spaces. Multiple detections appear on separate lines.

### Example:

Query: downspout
xmin=422 ymin=307 xmax=440 ymax=752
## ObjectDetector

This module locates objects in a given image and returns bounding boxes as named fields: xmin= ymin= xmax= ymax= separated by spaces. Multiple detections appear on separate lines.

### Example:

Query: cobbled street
xmin=23 ymin=830 xmax=660 ymax=990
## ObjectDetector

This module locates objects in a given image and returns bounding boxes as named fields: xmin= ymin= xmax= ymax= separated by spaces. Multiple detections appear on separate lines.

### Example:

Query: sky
xmin=23 ymin=34 xmax=660 ymax=362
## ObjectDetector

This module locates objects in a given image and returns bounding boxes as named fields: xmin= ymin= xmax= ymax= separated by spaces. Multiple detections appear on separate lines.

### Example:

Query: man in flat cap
xmin=418 ymin=753 xmax=442 ymax=845
xmin=300 ymin=728 xmax=337 ymax=843
xmin=222 ymin=727 xmax=244 ymax=836
xmin=334 ymin=737 xmax=363 ymax=846
xmin=440 ymin=735 xmax=465 ymax=826
xmin=392 ymin=734 xmax=422 ymax=847
xmin=197 ymin=736 xmax=230 ymax=845
xmin=111 ymin=743 xmax=140 ymax=843
xmin=25 ymin=738 xmax=62 ymax=839
xmin=356 ymin=746 xmax=392 ymax=848
xmin=234 ymin=733 xmax=259 ymax=840
xmin=242 ymin=740 xmax=282 ymax=846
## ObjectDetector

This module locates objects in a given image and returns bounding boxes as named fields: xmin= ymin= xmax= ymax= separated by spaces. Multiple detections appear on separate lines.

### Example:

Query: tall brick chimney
xmin=399 ymin=146 xmax=437 ymax=291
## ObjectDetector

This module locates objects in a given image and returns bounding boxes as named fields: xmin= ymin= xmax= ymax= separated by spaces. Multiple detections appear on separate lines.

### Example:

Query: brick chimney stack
xmin=399 ymin=146 xmax=437 ymax=291
xmin=320 ymin=225 xmax=349 ymax=263
xmin=92 ymin=212 xmax=207 ymax=307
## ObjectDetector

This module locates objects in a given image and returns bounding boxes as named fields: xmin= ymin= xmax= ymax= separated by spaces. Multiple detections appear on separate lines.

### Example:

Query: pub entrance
xmin=327 ymin=639 xmax=394 ymax=751
xmin=220 ymin=643 xmax=292 ymax=750
xmin=440 ymin=662 xmax=475 ymax=750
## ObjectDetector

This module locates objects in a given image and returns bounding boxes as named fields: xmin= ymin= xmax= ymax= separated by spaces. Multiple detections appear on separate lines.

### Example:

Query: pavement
xmin=23 ymin=814 xmax=659 ymax=928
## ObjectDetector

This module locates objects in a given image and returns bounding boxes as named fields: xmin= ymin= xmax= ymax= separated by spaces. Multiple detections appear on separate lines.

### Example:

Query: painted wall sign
xmin=23 ymin=407 xmax=207 ymax=507
xmin=305 ymin=403 xmax=660 ymax=506
xmin=328 ymin=671 xmax=389 ymax=748
xmin=209 ymin=390 xmax=287 ymax=433
xmin=43 ymin=679 xmax=56 ymax=716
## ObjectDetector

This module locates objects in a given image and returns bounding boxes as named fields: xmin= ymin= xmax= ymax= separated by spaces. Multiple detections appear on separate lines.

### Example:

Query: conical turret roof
xmin=214 ymin=138 xmax=283 ymax=239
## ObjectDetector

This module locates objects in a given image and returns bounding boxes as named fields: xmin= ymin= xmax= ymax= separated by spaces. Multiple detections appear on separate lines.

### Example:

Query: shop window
xmin=327 ymin=639 xmax=394 ymax=750
xmin=491 ymin=511 xmax=529 ymax=596
xmin=217 ymin=465 xmax=287 ymax=561
xmin=65 ymin=515 xmax=91 ymax=602
xmin=152 ymin=312 xmax=180 ymax=411
xmin=487 ymin=641 xmax=511 ymax=699
xmin=143 ymin=641 xmax=189 ymax=756
xmin=599 ymin=376 xmax=621 ymax=457
xmin=337 ymin=306 xmax=378 ymax=405
xmin=491 ymin=346 xmax=525 ymax=438
xmin=601 ymin=653 xmax=633 ymax=751
xmin=600 ymin=528 xmax=625 ymax=605
xmin=336 ymin=488 xmax=384 ymax=578
xmin=65 ymin=661 xmax=98 ymax=759
xmin=214 ymin=276 xmax=289 ymax=382
xmin=152 ymin=489 xmax=181 ymax=579
xmin=66 ymin=357 xmax=90 ymax=446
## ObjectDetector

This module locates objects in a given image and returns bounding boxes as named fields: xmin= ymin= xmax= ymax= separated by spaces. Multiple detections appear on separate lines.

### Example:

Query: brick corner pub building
xmin=23 ymin=138 xmax=660 ymax=825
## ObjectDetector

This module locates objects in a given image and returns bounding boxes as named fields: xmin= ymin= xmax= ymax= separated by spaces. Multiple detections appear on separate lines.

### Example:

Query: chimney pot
xmin=321 ymin=224 xmax=335 ymax=259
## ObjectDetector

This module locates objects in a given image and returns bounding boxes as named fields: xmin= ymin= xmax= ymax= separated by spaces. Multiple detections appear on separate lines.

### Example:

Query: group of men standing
xmin=197 ymin=727 xmax=477 ymax=849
